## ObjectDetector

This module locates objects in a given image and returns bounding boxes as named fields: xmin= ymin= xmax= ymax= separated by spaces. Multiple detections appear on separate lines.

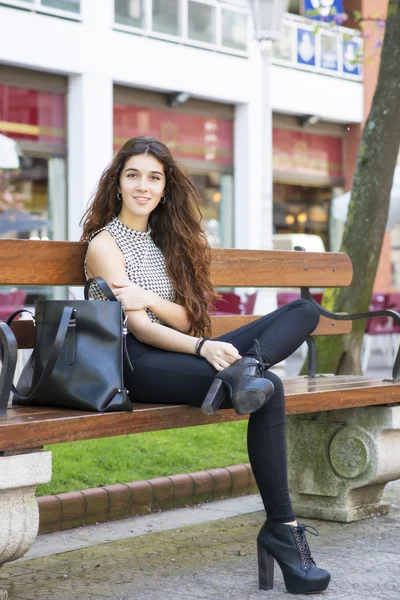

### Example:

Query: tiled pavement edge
xmin=38 ymin=463 xmax=258 ymax=534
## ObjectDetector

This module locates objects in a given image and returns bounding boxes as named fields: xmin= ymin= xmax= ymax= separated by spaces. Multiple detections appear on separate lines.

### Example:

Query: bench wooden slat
xmin=10 ymin=313 xmax=352 ymax=350
xmin=0 ymin=240 xmax=87 ymax=285
xmin=0 ymin=240 xmax=352 ymax=287
xmin=210 ymin=249 xmax=353 ymax=287
xmin=1 ymin=377 xmax=399 ymax=452
xmin=210 ymin=314 xmax=352 ymax=337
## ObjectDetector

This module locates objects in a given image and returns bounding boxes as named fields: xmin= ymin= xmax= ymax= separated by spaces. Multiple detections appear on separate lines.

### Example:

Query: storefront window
xmin=152 ymin=0 xmax=179 ymax=35
xmin=114 ymin=99 xmax=234 ymax=247
xmin=0 ymin=82 xmax=67 ymax=242
xmin=188 ymin=0 xmax=216 ymax=44
xmin=41 ymin=0 xmax=80 ymax=12
xmin=221 ymin=9 xmax=247 ymax=51
xmin=191 ymin=171 xmax=233 ymax=248
xmin=115 ymin=0 xmax=144 ymax=29
xmin=273 ymin=182 xmax=332 ymax=249
xmin=0 ymin=156 xmax=66 ymax=241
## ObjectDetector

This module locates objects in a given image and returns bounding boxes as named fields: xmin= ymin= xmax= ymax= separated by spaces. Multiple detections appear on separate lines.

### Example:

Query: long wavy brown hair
xmin=80 ymin=136 xmax=219 ymax=337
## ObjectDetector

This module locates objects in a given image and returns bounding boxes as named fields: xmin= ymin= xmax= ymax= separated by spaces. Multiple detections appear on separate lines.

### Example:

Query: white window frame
xmin=0 ymin=0 xmax=81 ymax=20
xmin=113 ymin=0 xmax=250 ymax=58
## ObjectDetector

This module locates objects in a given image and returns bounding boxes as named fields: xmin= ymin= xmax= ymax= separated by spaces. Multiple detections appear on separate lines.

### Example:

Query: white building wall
xmin=0 ymin=0 xmax=363 ymax=247
xmin=271 ymin=65 xmax=364 ymax=124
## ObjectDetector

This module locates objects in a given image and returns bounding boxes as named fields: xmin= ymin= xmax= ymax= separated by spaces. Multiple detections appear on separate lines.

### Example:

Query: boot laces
xmin=253 ymin=339 xmax=269 ymax=373
xmin=293 ymin=524 xmax=319 ymax=569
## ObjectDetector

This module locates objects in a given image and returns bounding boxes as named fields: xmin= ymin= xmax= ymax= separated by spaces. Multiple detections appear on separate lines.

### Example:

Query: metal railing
xmin=272 ymin=13 xmax=363 ymax=81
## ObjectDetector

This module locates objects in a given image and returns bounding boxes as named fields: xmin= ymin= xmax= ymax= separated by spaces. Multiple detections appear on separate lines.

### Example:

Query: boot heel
xmin=257 ymin=541 xmax=274 ymax=590
xmin=231 ymin=379 xmax=274 ymax=415
xmin=201 ymin=379 xmax=227 ymax=415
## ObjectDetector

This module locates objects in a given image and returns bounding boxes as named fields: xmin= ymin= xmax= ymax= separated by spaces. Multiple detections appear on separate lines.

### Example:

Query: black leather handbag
xmin=9 ymin=277 xmax=133 ymax=413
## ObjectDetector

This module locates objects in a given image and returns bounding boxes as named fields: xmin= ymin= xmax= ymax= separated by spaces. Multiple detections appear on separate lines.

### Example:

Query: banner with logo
xmin=303 ymin=0 xmax=344 ymax=21
xmin=343 ymin=39 xmax=362 ymax=76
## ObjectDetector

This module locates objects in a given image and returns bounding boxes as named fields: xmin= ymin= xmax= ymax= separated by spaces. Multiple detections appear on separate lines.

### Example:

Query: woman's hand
xmin=200 ymin=340 xmax=242 ymax=372
xmin=113 ymin=282 xmax=155 ymax=311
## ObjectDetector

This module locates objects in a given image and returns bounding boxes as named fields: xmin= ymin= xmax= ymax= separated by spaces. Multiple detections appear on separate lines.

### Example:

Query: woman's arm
xmin=86 ymin=232 xmax=190 ymax=332
xmin=127 ymin=310 xmax=241 ymax=372
xmin=125 ymin=309 xmax=197 ymax=352
xmin=113 ymin=282 xmax=191 ymax=333
xmin=86 ymin=232 xmax=241 ymax=368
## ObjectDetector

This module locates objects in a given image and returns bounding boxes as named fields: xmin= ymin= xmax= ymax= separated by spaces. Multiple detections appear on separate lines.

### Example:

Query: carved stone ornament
xmin=329 ymin=426 xmax=371 ymax=479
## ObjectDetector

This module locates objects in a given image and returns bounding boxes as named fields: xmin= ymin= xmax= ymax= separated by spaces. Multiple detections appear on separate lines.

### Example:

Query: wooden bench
xmin=0 ymin=239 xmax=400 ymax=568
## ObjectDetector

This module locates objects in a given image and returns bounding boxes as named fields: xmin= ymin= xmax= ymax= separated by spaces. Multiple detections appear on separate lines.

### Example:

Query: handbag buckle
xmin=68 ymin=309 xmax=77 ymax=328
xmin=123 ymin=314 xmax=128 ymax=336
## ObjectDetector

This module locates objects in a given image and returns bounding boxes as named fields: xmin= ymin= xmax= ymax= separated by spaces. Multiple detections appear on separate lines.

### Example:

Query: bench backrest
xmin=0 ymin=239 xmax=353 ymax=348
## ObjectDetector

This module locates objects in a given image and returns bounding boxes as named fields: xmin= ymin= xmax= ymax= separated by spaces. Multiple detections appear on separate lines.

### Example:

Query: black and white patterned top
xmin=84 ymin=216 xmax=176 ymax=324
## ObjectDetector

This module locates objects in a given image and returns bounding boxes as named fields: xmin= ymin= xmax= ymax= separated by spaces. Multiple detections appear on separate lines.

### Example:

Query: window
xmin=288 ymin=0 xmax=300 ymax=14
xmin=41 ymin=0 xmax=80 ymax=12
xmin=115 ymin=0 xmax=145 ymax=29
xmin=113 ymin=0 xmax=249 ymax=55
xmin=188 ymin=1 xmax=216 ymax=44
xmin=0 ymin=156 xmax=66 ymax=242
xmin=191 ymin=171 xmax=234 ymax=248
xmin=221 ymin=9 xmax=247 ymax=51
xmin=320 ymin=33 xmax=338 ymax=71
xmin=4 ymin=0 xmax=80 ymax=12
xmin=272 ymin=22 xmax=293 ymax=61
xmin=152 ymin=0 xmax=179 ymax=36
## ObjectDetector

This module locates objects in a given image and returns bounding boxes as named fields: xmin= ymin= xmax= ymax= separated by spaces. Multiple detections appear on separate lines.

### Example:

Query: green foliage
xmin=36 ymin=421 xmax=249 ymax=496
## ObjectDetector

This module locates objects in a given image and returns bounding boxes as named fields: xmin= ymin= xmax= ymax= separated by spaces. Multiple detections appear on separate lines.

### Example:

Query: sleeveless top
xmin=84 ymin=216 xmax=176 ymax=324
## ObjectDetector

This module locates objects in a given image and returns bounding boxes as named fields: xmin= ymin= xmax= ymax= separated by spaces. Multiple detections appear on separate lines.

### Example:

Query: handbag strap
xmin=84 ymin=277 xmax=134 ymax=373
xmin=0 ymin=322 xmax=18 ymax=416
xmin=7 ymin=308 xmax=35 ymax=326
xmin=84 ymin=277 xmax=118 ymax=301
xmin=12 ymin=306 xmax=75 ymax=401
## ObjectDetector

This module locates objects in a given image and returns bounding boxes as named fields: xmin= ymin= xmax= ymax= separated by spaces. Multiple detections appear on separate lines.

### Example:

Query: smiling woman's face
xmin=118 ymin=153 xmax=166 ymax=230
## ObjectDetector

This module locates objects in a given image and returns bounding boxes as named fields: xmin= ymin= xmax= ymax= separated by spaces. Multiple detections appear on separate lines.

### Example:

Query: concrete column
xmin=67 ymin=73 xmax=113 ymax=241
xmin=67 ymin=0 xmax=114 ymax=242
xmin=233 ymin=55 xmax=263 ymax=250
xmin=234 ymin=41 xmax=277 ymax=315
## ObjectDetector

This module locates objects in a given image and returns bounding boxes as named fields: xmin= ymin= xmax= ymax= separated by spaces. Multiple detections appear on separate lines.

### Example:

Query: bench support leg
xmin=0 ymin=450 xmax=52 ymax=568
xmin=287 ymin=406 xmax=400 ymax=522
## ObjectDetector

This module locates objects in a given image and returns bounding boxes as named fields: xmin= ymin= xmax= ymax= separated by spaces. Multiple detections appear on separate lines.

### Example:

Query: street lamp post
xmin=249 ymin=0 xmax=290 ymax=251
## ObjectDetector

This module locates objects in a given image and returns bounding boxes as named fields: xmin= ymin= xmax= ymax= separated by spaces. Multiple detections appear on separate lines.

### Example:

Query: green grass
xmin=36 ymin=421 xmax=249 ymax=496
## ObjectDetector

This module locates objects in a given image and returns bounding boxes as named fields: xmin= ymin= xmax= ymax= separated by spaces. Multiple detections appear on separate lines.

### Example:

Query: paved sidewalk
xmin=1 ymin=480 xmax=400 ymax=600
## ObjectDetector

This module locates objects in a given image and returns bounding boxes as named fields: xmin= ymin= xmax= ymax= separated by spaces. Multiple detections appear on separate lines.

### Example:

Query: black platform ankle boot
xmin=201 ymin=340 xmax=274 ymax=416
xmin=257 ymin=520 xmax=330 ymax=595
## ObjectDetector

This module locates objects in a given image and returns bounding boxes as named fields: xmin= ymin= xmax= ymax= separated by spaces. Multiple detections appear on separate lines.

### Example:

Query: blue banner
xmin=297 ymin=29 xmax=316 ymax=66
xmin=343 ymin=40 xmax=361 ymax=76
xmin=303 ymin=0 xmax=344 ymax=21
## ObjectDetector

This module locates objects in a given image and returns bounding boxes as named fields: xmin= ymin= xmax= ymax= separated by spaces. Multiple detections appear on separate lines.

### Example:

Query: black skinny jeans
xmin=124 ymin=299 xmax=320 ymax=523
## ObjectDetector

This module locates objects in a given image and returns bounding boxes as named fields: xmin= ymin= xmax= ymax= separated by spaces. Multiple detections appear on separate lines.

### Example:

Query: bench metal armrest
xmin=300 ymin=287 xmax=400 ymax=381
xmin=0 ymin=322 xmax=18 ymax=417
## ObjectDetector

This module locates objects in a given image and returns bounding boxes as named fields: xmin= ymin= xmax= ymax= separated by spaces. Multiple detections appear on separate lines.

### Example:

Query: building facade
xmin=0 ymin=0 xmax=367 ymax=261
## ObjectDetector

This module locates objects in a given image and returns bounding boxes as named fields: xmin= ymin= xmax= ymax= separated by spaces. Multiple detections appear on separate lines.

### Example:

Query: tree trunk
xmin=313 ymin=0 xmax=400 ymax=375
